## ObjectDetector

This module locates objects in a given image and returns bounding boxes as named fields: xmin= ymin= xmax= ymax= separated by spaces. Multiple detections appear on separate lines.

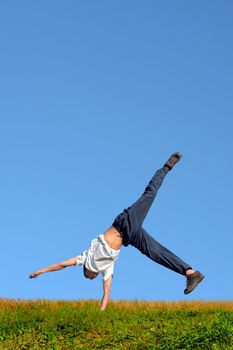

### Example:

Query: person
xmin=29 ymin=152 xmax=204 ymax=310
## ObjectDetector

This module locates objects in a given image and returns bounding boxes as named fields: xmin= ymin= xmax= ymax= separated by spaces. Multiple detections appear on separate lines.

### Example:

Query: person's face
xmin=85 ymin=269 xmax=98 ymax=280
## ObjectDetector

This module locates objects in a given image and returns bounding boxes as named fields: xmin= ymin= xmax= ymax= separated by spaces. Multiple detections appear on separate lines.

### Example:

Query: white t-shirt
xmin=76 ymin=234 xmax=120 ymax=282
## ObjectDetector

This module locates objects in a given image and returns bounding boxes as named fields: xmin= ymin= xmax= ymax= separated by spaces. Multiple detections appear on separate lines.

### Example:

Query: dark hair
xmin=83 ymin=265 xmax=88 ymax=278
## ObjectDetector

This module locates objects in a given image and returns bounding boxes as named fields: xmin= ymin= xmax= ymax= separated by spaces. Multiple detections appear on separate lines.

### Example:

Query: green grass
xmin=0 ymin=300 xmax=232 ymax=349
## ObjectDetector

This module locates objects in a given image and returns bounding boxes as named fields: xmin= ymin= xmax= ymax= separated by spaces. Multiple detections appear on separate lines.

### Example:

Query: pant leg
xmin=130 ymin=227 xmax=192 ymax=276
xmin=113 ymin=167 xmax=169 ymax=246
xmin=126 ymin=167 xmax=168 ymax=234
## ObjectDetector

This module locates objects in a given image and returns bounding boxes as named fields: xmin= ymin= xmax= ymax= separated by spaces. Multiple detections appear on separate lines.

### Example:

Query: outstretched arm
xmin=100 ymin=275 xmax=112 ymax=311
xmin=29 ymin=257 xmax=78 ymax=279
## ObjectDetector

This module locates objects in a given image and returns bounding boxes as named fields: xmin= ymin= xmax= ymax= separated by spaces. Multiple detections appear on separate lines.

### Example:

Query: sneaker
xmin=164 ymin=152 xmax=182 ymax=170
xmin=184 ymin=271 xmax=205 ymax=295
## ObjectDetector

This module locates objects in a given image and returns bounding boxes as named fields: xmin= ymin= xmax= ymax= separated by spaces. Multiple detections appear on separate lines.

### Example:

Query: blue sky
xmin=0 ymin=1 xmax=232 ymax=302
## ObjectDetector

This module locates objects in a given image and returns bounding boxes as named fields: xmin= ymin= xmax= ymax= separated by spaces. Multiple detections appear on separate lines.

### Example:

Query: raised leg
xmin=113 ymin=153 xmax=182 ymax=246
xmin=126 ymin=167 xmax=169 ymax=234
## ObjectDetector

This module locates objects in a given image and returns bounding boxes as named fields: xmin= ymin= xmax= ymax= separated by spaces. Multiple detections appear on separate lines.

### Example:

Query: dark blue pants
xmin=112 ymin=167 xmax=192 ymax=276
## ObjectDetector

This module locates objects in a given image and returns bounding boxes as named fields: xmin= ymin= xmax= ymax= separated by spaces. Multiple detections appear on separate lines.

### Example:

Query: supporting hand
xmin=100 ymin=275 xmax=112 ymax=311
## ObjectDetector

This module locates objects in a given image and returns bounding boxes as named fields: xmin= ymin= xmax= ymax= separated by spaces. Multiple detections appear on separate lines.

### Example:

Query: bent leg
xmin=130 ymin=228 xmax=192 ymax=276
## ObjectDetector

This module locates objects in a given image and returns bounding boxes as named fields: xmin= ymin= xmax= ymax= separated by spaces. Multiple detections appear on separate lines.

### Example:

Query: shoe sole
xmin=184 ymin=274 xmax=205 ymax=295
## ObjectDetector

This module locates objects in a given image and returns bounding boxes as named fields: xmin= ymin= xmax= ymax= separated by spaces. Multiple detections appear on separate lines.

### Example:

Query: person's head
xmin=83 ymin=265 xmax=99 ymax=280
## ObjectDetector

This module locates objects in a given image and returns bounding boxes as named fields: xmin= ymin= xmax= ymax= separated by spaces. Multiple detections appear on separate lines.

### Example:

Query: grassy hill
xmin=0 ymin=299 xmax=232 ymax=349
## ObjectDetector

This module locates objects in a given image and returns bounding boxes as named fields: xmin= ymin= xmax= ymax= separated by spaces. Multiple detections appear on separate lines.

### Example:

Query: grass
xmin=0 ymin=299 xmax=232 ymax=349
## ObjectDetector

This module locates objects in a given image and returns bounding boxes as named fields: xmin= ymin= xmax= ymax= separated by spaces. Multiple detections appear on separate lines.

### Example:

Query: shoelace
xmin=186 ymin=276 xmax=191 ymax=287
xmin=185 ymin=274 xmax=194 ymax=289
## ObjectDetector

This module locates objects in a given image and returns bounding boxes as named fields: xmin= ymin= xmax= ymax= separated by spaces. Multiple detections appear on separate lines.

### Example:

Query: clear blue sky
xmin=1 ymin=1 xmax=232 ymax=302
